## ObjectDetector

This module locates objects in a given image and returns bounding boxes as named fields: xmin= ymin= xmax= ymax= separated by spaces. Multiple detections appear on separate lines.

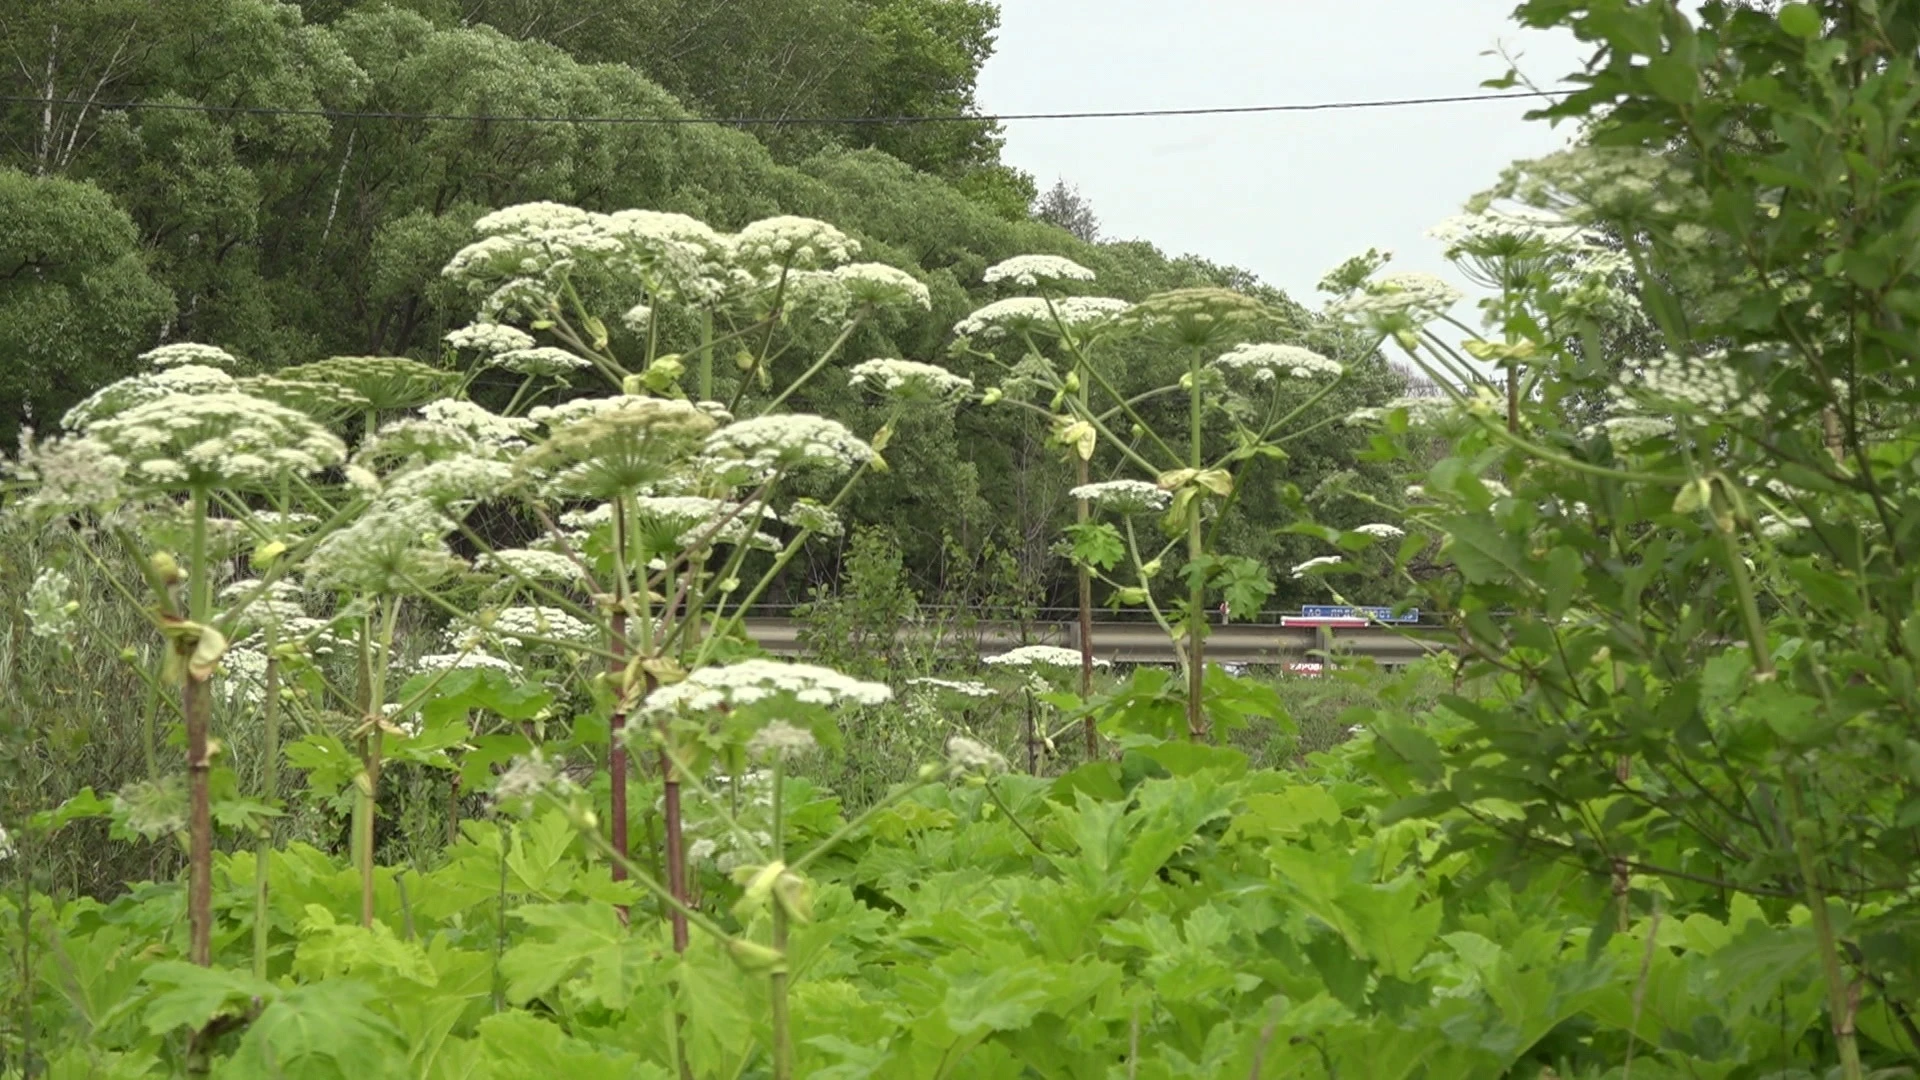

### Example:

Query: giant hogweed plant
xmin=951 ymin=259 xmax=1369 ymax=746
xmin=0 ymin=206 xmax=958 ymax=974
xmin=1328 ymin=2 xmax=1920 ymax=1074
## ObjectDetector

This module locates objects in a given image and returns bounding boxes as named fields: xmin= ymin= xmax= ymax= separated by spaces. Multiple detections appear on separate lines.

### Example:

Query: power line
xmin=0 ymin=89 xmax=1567 ymax=128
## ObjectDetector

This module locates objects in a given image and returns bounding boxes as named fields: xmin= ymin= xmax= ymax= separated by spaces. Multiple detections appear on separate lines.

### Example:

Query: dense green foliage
xmin=0 ymin=0 xmax=1399 ymax=607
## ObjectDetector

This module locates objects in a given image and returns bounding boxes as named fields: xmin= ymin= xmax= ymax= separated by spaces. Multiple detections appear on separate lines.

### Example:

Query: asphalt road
xmin=739 ymin=617 xmax=1448 ymax=666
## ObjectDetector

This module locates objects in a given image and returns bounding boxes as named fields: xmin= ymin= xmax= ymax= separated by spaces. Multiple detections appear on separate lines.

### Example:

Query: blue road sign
xmin=1299 ymin=605 xmax=1420 ymax=624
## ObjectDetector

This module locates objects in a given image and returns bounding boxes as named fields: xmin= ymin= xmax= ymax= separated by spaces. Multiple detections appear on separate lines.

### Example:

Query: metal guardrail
xmin=740 ymin=616 xmax=1449 ymax=666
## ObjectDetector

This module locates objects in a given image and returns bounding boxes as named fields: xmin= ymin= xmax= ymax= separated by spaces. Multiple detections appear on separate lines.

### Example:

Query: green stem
xmin=185 ymin=486 xmax=214 ymax=966
xmin=699 ymin=309 xmax=715 ymax=402
xmin=357 ymin=596 xmax=401 ymax=928
xmin=1185 ymin=348 xmax=1208 ymax=743
xmin=253 ymin=641 xmax=281 ymax=979
xmin=758 ymin=316 xmax=865 ymax=416
xmin=609 ymin=494 xmax=632 ymax=890
xmin=770 ymin=757 xmax=792 ymax=1080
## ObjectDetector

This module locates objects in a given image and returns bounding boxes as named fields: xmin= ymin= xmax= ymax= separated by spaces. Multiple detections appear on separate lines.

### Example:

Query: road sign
xmin=1298 ymin=605 xmax=1419 ymax=624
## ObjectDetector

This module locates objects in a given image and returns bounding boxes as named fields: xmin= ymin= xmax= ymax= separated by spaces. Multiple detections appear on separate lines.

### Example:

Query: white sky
xmin=976 ymin=1 xmax=1592 ymax=305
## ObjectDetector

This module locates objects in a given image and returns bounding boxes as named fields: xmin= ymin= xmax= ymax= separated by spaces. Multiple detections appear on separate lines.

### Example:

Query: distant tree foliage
xmin=0 ymin=168 xmax=173 ymax=442
xmin=0 ymin=0 xmax=1403 ymax=608
xmin=1033 ymin=178 xmax=1101 ymax=243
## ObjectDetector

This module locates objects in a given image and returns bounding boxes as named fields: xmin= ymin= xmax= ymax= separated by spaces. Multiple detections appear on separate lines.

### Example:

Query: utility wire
xmin=0 ymin=88 xmax=1568 ymax=128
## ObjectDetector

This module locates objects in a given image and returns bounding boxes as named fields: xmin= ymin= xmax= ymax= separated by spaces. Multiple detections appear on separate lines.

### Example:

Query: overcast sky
xmin=975 ymin=1 xmax=1592 ymax=306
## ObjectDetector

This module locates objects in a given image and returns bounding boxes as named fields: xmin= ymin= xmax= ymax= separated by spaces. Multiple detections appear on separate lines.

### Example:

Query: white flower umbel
xmin=847 ymin=358 xmax=974 ymax=402
xmin=26 ymin=568 xmax=78 ymax=639
xmin=492 ymin=751 xmax=575 ymax=809
xmin=489 ymin=605 xmax=598 ymax=646
xmin=1758 ymin=513 xmax=1809 ymax=540
xmin=474 ymin=202 xmax=594 ymax=236
xmin=490 ymin=346 xmax=593 ymax=377
xmin=621 ymin=303 xmax=653 ymax=335
xmin=784 ymin=498 xmax=843 ymax=538
xmin=631 ymin=495 xmax=778 ymax=552
xmin=1615 ymin=351 xmax=1768 ymax=420
xmin=85 ymin=392 xmax=348 ymax=491
xmin=143 ymin=343 xmax=242 ymax=370
xmin=732 ymin=216 xmax=859 ymax=270
xmin=982 ymin=254 xmax=1096 ymax=287
xmin=1353 ymin=523 xmax=1405 ymax=539
xmin=413 ymin=650 xmax=519 ymax=676
xmin=475 ymin=548 xmax=582 ymax=582
xmin=747 ymin=719 xmax=818 ymax=761
xmin=218 ymin=647 xmax=271 ymax=707
xmin=983 ymin=644 xmax=1107 ymax=669
xmin=834 ymin=263 xmax=932 ymax=310
xmin=307 ymin=497 xmax=464 ymax=594
xmin=522 ymin=396 xmax=716 ymax=499
xmin=1290 ymin=555 xmax=1345 ymax=579
xmin=218 ymin=578 xmax=310 ymax=631
xmin=445 ymin=323 xmax=536 ymax=356
xmin=62 ymin=364 xmax=241 ymax=430
xmin=636 ymin=659 xmax=892 ymax=720
xmin=1346 ymin=395 xmax=1460 ymax=430
xmin=7 ymin=434 xmax=127 ymax=515
xmin=954 ymin=296 xmax=1131 ymax=340
xmin=382 ymin=455 xmax=516 ymax=507
xmin=418 ymin=399 xmax=537 ymax=451
xmin=908 ymin=677 xmax=995 ymax=699
xmin=1325 ymin=272 xmax=1462 ymax=332
xmin=946 ymin=735 xmax=1008 ymax=773
xmin=1213 ymin=343 xmax=1343 ymax=382
xmin=0 ymin=822 xmax=12 ymax=862
xmin=703 ymin=414 xmax=875 ymax=479
xmin=1069 ymin=479 xmax=1171 ymax=515
xmin=1586 ymin=414 xmax=1674 ymax=447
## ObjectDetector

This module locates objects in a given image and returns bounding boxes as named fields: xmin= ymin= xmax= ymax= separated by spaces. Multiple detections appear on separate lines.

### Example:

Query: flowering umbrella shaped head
xmin=235 ymin=376 xmax=371 ymax=425
xmin=489 ymin=347 xmax=593 ymax=378
xmin=603 ymin=209 xmax=735 ymax=303
xmin=628 ymin=495 xmax=778 ymax=554
xmin=1070 ymin=479 xmax=1171 ymax=516
xmin=731 ymin=216 xmax=859 ymax=272
xmin=701 ymin=414 xmax=875 ymax=486
xmin=953 ymin=296 xmax=1132 ymax=342
xmin=275 ymin=356 xmax=458 ymax=413
xmin=634 ymin=658 xmax=891 ymax=760
xmin=1212 ymin=343 xmax=1343 ymax=383
xmin=1324 ymin=272 xmax=1462 ymax=335
xmin=84 ymin=391 xmax=348 ymax=493
xmin=833 ymin=263 xmax=932 ymax=311
xmin=520 ymin=395 xmax=715 ymax=499
xmin=1114 ymin=288 xmax=1268 ymax=349
xmin=445 ymin=322 xmax=536 ymax=357
xmin=306 ymin=497 xmax=464 ymax=595
xmin=142 ymin=343 xmax=243 ymax=371
xmin=982 ymin=254 xmax=1096 ymax=289
xmin=847 ymin=358 xmax=974 ymax=405
xmin=984 ymin=645 xmax=1109 ymax=669
xmin=62 ymin=364 xmax=241 ymax=430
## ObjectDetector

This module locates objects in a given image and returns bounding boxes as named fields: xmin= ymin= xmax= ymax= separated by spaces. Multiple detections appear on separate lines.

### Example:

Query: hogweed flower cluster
xmin=26 ymin=568 xmax=79 ymax=639
xmin=1070 ymin=479 xmax=1171 ymax=515
xmin=635 ymin=659 xmax=892 ymax=723
xmin=983 ymin=645 xmax=1107 ymax=669
xmin=1212 ymin=343 xmax=1343 ymax=382
xmin=848 ymin=358 xmax=974 ymax=402
xmin=982 ymin=254 xmax=1096 ymax=287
